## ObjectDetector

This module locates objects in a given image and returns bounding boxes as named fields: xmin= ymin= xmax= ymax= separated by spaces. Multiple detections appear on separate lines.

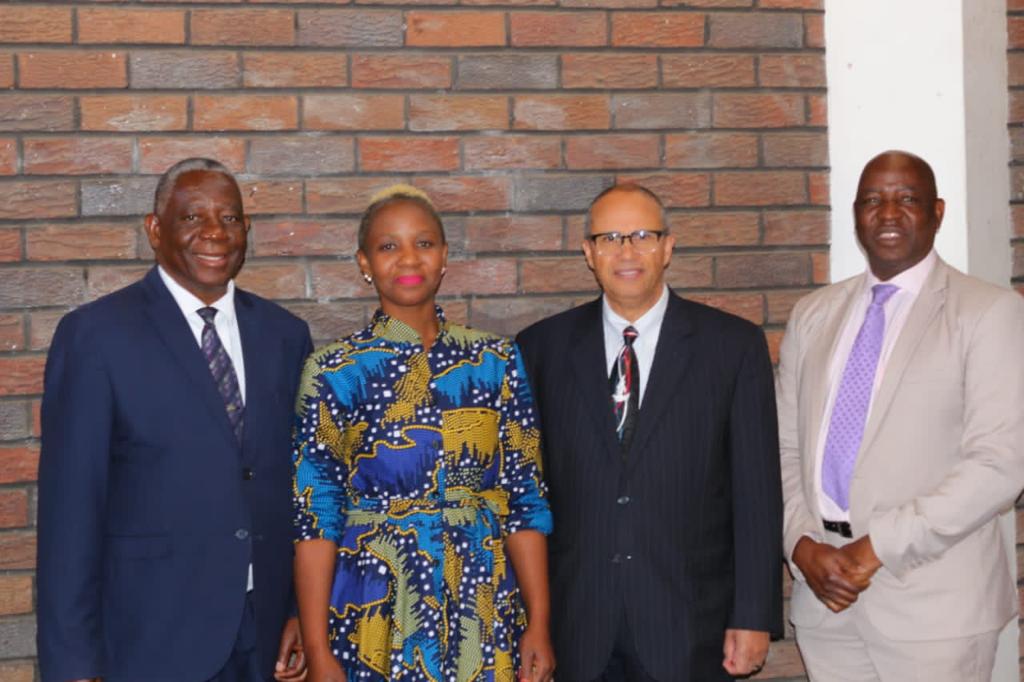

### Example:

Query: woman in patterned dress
xmin=293 ymin=186 xmax=555 ymax=682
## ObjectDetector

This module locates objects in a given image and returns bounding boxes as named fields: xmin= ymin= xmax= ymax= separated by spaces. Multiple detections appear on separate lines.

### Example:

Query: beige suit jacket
xmin=778 ymin=258 xmax=1024 ymax=640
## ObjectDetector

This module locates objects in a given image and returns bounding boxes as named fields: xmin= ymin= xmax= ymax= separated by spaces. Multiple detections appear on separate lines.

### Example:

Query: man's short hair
xmin=584 ymin=183 xmax=668 ymax=235
xmin=153 ymin=158 xmax=237 ymax=216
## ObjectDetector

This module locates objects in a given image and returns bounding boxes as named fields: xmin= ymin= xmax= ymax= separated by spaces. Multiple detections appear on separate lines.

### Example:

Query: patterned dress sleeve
xmin=292 ymin=348 xmax=349 ymax=544
xmin=498 ymin=342 xmax=553 ymax=536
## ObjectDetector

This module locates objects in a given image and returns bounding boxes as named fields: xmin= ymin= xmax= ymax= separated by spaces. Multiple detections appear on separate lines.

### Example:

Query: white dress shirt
xmin=157 ymin=266 xmax=251 ymax=589
xmin=602 ymin=285 xmax=670 ymax=407
xmin=813 ymin=250 xmax=937 ymax=521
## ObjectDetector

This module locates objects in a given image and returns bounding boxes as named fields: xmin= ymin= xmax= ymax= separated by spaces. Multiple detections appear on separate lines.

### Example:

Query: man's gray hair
xmin=153 ymin=157 xmax=237 ymax=215
xmin=583 ymin=183 xmax=669 ymax=235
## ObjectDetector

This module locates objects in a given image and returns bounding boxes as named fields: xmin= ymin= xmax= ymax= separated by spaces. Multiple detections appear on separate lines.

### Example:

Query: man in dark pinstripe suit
xmin=517 ymin=184 xmax=783 ymax=681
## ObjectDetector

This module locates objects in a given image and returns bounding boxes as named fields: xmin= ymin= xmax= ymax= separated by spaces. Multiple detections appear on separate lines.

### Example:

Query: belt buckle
xmin=822 ymin=519 xmax=853 ymax=538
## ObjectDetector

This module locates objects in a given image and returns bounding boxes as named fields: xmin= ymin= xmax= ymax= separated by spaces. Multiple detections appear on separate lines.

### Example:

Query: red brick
xmin=0 ymin=314 xmax=25 ymax=351
xmin=311 ymin=262 xmax=366 ymax=299
xmin=521 ymin=257 xmax=597 ymax=293
xmin=766 ymin=289 xmax=811 ymax=324
xmin=0 ymin=574 xmax=32 ymax=615
xmin=0 ymin=531 xmax=36 ymax=569
xmin=611 ymin=13 xmax=704 ymax=48
xmin=409 ymin=95 xmax=509 ymax=131
xmin=562 ymin=54 xmax=658 ymax=89
xmin=613 ymin=93 xmax=710 ymax=129
xmin=0 ymin=230 xmax=20 ymax=263
xmin=191 ymin=9 xmax=295 ymax=46
xmin=249 ymin=136 xmax=355 ymax=176
xmin=19 ymin=51 xmax=126 ymax=89
xmin=0 ymin=659 xmax=33 ymax=682
xmin=78 ymin=8 xmax=186 ymax=44
xmin=31 ymin=399 xmax=41 ymax=436
xmin=463 ymin=135 xmax=562 ymax=170
xmin=0 ymin=491 xmax=28 ymax=530
xmin=808 ymin=95 xmax=827 ymax=127
xmin=757 ymin=638 xmax=806 ymax=678
xmin=1010 ymin=0 xmax=1024 ymax=9
xmin=716 ymin=252 xmax=810 ymax=288
xmin=614 ymin=172 xmax=710 ymax=207
xmin=567 ymin=134 xmax=659 ymax=170
xmin=27 ymin=311 xmax=59 ymax=352
xmin=805 ymin=13 xmax=824 ymax=48
xmin=251 ymin=219 xmax=358 ymax=257
xmin=80 ymin=95 xmax=188 ymax=132
xmin=759 ymin=54 xmax=826 ymax=88
xmin=661 ymin=0 xmax=751 ymax=5
xmin=708 ymin=12 xmax=802 ymax=48
xmin=139 ymin=137 xmax=247 ymax=174
xmin=440 ymin=258 xmax=517 ymax=295
xmin=764 ymin=209 xmax=829 ymax=245
xmin=0 ymin=53 xmax=12 ymax=89
xmin=561 ymin=0 xmax=654 ymax=7
xmin=665 ymin=254 xmax=715 ymax=289
xmin=129 ymin=50 xmax=239 ymax=89
xmin=0 ymin=445 xmax=39 ymax=484
xmin=714 ymin=93 xmax=805 ymax=128
xmin=809 ymin=171 xmax=829 ymax=205
xmin=510 ymin=12 xmax=607 ymax=47
xmin=0 ymin=181 xmax=77 ymax=220
xmin=0 ymin=356 xmax=45 ymax=397
xmin=759 ymin=0 xmax=821 ymax=7
xmin=1010 ymin=53 xmax=1024 ymax=88
xmin=514 ymin=95 xmax=610 ymax=130
xmin=762 ymin=132 xmax=828 ymax=167
xmin=244 ymin=52 xmax=348 ymax=88
xmin=470 ymin=297 xmax=576 ymax=338
xmin=23 ymin=137 xmax=133 ymax=176
xmin=297 ymin=9 xmax=404 ymax=48
xmin=359 ymin=137 xmax=460 ymax=172
xmin=661 ymin=54 xmax=755 ymax=88
xmin=194 ymin=95 xmax=298 ymax=131
xmin=464 ymin=0 xmax=555 ymax=6
xmin=85 ymin=265 xmax=150 ymax=301
xmin=1 ymin=268 xmax=84 ymax=309
xmin=688 ymin=292 xmax=763 ymax=324
xmin=1013 ymin=204 xmax=1024 ymax=238
xmin=0 ymin=95 xmax=75 ymax=132
xmin=671 ymin=211 xmax=759 ymax=246
xmin=812 ymin=250 xmax=829 ymax=284
xmin=715 ymin=171 xmax=807 ymax=206
xmin=235 ymin=262 xmax=307 ymax=300
xmin=306 ymin=177 xmax=403 ymax=214
xmin=239 ymin=180 xmax=304 ymax=215
xmin=0 ymin=138 xmax=15 ymax=175
xmin=303 ymin=94 xmax=405 ymax=131
xmin=465 ymin=215 xmax=563 ymax=252
xmin=0 ymin=6 xmax=72 ymax=43
xmin=26 ymin=224 xmax=137 ymax=261
xmin=413 ymin=176 xmax=512 ymax=211
xmin=287 ymin=301 xmax=367 ymax=343
xmin=406 ymin=12 xmax=506 ymax=47
xmin=665 ymin=132 xmax=758 ymax=168
xmin=352 ymin=54 xmax=451 ymax=89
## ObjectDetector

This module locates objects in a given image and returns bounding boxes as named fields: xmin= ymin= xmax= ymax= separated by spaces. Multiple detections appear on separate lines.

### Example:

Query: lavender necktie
xmin=821 ymin=283 xmax=899 ymax=511
xmin=197 ymin=307 xmax=245 ymax=441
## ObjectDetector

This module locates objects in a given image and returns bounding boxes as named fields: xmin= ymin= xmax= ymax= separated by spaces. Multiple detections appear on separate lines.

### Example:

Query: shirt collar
xmin=157 ymin=265 xmax=237 ymax=323
xmin=602 ymin=285 xmax=670 ymax=341
xmin=369 ymin=305 xmax=448 ymax=345
xmin=865 ymin=249 xmax=937 ymax=297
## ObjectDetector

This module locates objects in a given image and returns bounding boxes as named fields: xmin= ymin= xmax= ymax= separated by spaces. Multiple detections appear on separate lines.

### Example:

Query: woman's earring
xmin=362 ymin=272 xmax=373 ymax=285
xmin=441 ymin=266 xmax=447 ymax=275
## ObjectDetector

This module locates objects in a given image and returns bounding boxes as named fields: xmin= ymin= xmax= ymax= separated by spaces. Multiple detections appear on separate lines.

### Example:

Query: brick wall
xmin=0 ymin=1 xmax=826 ymax=677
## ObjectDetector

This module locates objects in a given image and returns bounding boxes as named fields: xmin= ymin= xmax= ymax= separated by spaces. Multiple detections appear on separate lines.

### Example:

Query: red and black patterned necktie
xmin=609 ymin=326 xmax=639 ymax=452
xmin=197 ymin=307 xmax=245 ymax=441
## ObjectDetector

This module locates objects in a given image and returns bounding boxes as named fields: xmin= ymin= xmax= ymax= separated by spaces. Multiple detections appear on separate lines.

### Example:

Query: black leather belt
xmin=823 ymin=519 xmax=852 ymax=538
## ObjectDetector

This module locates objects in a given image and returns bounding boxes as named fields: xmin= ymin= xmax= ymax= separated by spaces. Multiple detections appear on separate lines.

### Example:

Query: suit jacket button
xmin=235 ymin=529 xmax=249 ymax=540
xmin=612 ymin=553 xmax=622 ymax=563
xmin=617 ymin=495 xmax=630 ymax=505
xmin=242 ymin=468 xmax=254 ymax=480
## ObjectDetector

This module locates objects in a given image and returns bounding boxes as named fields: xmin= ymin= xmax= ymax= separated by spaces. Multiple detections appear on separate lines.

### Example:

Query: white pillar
xmin=825 ymin=1 xmax=1016 ymax=679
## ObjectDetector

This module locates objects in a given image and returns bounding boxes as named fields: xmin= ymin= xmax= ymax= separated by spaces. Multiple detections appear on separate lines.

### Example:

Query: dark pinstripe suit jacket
xmin=517 ymin=292 xmax=783 ymax=681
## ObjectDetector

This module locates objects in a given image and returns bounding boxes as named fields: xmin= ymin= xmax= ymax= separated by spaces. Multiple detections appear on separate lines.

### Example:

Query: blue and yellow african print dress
xmin=293 ymin=308 xmax=552 ymax=682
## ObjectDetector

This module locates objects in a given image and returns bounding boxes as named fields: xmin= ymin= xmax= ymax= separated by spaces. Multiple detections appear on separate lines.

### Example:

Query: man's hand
xmin=274 ymin=616 xmax=307 ymax=681
xmin=792 ymin=536 xmax=870 ymax=612
xmin=518 ymin=622 xmax=555 ymax=682
xmin=838 ymin=535 xmax=882 ymax=581
xmin=722 ymin=629 xmax=769 ymax=677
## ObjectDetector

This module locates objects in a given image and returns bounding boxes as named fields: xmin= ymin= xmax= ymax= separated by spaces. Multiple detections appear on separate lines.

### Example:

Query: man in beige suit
xmin=778 ymin=150 xmax=1024 ymax=681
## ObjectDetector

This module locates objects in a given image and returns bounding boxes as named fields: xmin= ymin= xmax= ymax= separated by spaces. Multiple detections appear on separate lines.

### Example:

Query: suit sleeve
xmin=868 ymin=291 xmax=1024 ymax=578
xmin=776 ymin=304 xmax=821 ymax=574
xmin=37 ymin=313 xmax=112 ymax=681
xmin=727 ymin=328 xmax=783 ymax=636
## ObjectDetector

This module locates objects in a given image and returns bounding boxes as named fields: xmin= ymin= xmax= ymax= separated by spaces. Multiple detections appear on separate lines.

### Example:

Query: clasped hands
xmin=792 ymin=535 xmax=882 ymax=613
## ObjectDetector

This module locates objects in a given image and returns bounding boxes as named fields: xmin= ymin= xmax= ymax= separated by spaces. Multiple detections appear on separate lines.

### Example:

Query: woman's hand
xmin=306 ymin=648 xmax=347 ymax=682
xmin=518 ymin=623 xmax=555 ymax=682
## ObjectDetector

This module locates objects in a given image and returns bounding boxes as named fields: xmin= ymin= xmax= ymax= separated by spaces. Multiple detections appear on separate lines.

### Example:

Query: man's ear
xmin=143 ymin=213 xmax=161 ymax=250
xmin=932 ymin=197 xmax=945 ymax=232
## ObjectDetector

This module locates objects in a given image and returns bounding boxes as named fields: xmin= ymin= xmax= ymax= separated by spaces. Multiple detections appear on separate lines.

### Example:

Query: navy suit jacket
xmin=517 ymin=292 xmax=783 ymax=681
xmin=37 ymin=267 xmax=313 ymax=682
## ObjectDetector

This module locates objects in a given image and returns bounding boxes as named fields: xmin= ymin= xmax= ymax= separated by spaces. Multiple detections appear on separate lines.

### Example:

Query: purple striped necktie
xmin=821 ymin=283 xmax=899 ymax=511
xmin=197 ymin=307 xmax=244 ymax=441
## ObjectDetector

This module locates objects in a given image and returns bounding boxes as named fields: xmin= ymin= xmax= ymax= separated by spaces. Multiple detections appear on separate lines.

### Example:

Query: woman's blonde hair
xmin=358 ymin=184 xmax=444 ymax=251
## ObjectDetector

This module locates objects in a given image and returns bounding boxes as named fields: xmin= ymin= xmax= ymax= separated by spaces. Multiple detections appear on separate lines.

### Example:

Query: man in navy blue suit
xmin=37 ymin=158 xmax=313 ymax=682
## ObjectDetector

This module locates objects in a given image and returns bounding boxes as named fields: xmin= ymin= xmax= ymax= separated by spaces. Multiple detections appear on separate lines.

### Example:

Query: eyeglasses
xmin=587 ymin=229 xmax=666 ymax=254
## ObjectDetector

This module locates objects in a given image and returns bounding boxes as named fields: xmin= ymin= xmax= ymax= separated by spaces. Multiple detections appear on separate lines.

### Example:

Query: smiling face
xmin=144 ymin=169 xmax=249 ymax=304
xmin=356 ymin=199 xmax=448 ymax=317
xmin=582 ymin=187 xmax=675 ymax=321
xmin=854 ymin=152 xmax=944 ymax=281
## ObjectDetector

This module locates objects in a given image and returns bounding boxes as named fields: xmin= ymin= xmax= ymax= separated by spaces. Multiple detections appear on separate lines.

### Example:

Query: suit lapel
xmin=141 ymin=267 xmax=240 ymax=451
xmin=626 ymin=293 xmax=694 ymax=465
xmin=858 ymin=261 xmax=948 ymax=458
xmin=569 ymin=298 xmax=621 ymax=461
xmin=236 ymin=289 xmax=272 ymax=463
